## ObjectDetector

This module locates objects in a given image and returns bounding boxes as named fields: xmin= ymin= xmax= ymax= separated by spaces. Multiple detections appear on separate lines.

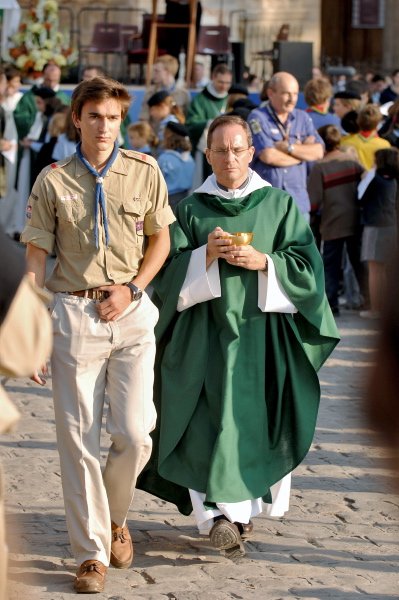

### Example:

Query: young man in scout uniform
xmin=21 ymin=77 xmax=175 ymax=593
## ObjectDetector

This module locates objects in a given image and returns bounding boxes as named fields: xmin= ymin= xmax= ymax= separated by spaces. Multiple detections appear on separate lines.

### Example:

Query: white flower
xmin=30 ymin=48 xmax=42 ymax=60
xmin=27 ymin=22 xmax=44 ymax=35
xmin=53 ymin=54 xmax=67 ymax=67
xmin=34 ymin=58 xmax=48 ymax=71
xmin=11 ymin=32 xmax=25 ymax=45
xmin=15 ymin=55 xmax=29 ymax=69
xmin=44 ymin=0 xmax=58 ymax=13
xmin=43 ymin=39 xmax=55 ymax=50
xmin=9 ymin=0 xmax=77 ymax=74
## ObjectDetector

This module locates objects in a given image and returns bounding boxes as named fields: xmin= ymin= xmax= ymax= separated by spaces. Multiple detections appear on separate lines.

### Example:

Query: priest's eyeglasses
xmin=209 ymin=147 xmax=250 ymax=158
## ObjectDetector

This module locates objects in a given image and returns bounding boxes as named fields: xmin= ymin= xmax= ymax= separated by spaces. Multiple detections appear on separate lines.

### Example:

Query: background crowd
xmin=0 ymin=56 xmax=398 ymax=321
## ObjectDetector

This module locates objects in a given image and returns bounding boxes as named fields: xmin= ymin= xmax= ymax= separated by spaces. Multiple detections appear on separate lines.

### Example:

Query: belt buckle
xmin=95 ymin=289 xmax=110 ymax=303
xmin=93 ymin=289 xmax=105 ymax=303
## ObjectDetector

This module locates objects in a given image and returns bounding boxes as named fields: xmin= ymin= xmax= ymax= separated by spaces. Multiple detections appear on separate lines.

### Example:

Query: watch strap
xmin=125 ymin=282 xmax=143 ymax=302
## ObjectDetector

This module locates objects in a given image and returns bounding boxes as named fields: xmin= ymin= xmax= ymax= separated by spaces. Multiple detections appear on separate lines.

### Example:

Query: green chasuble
xmin=13 ymin=89 xmax=71 ymax=188
xmin=137 ymin=186 xmax=340 ymax=515
xmin=14 ymin=90 xmax=71 ymax=141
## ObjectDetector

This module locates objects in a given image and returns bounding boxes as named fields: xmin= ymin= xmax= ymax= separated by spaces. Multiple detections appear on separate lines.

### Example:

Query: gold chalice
xmin=224 ymin=232 xmax=254 ymax=245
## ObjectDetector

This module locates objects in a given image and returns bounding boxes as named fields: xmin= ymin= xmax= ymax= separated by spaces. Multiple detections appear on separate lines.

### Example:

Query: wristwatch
xmin=287 ymin=143 xmax=295 ymax=155
xmin=125 ymin=282 xmax=143 ymax=302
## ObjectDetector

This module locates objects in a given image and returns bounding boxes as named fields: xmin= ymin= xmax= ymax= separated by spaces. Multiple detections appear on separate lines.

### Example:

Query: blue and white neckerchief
xmin=76 ymin=142 xmax=119 ymax=248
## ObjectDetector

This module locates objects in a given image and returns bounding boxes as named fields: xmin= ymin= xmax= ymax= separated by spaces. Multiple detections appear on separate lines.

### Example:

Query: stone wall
xmin=382 ymin=0 xmax=399 ymax=72
xmin=42 ymin=0 xmax=399 ymax=78
xmin=61 ymin=0 xmax=321 ymax=80
xmin=217 ymin=0 xmax=321 ymax=79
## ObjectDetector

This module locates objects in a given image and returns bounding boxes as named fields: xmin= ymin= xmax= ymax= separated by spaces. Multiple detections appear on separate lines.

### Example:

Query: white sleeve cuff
xmin=177 ymin=245 xmax=221 ymax=312
xmin=258 ymin=254 xmax=297 ymax=313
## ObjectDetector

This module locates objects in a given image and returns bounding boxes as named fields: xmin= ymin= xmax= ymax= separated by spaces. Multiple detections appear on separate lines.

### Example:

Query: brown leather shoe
xmin=209 ymin=518 xmax=245 ymax=559
xmin=110 ymin=521 xmax=133 ymax=569
xmin=74 ymin=560 xmax=107 ymax=593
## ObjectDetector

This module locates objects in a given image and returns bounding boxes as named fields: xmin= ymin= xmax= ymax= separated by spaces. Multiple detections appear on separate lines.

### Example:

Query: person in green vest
xmin=186 ymin=63 xmax=232 ymax=183
xmin=138 ymin=114 xmax=340 ymax=559
xmin=12 ymin=62 xmax=70 ymax=203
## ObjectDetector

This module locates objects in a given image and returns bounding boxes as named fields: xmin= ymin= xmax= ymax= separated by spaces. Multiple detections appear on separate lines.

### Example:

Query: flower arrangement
xmin=8 ymin=0 xmax=77 ymax=78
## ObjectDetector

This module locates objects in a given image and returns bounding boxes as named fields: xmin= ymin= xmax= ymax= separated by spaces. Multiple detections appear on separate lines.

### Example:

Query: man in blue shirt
xmin=248 ymin=72 xmax=324 ymax=219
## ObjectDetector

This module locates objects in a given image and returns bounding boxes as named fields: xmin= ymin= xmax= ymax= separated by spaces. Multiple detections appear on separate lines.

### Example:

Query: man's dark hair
xmin=64 ymin=108 xmax=80 ymax=142
xmin=317 ymin=124 xmax=341 ymax=152
xmin=4 ymin=65 xmax=21 ymax=81
xmin=43 ymin=62 xmax=61 ymax=73
xmin=371 ymin=74 xmax=385 ymax=84
xmin=341 ymin=110 xmax=360 ymax=134
xmin=164 ymin=125 xmax=192 ymax=152
xmin=71 ymin=77 xmax=131 ymax=120
xmin=207 ymin=114 xmax=252 ymax=148
xmin=211 ymin=63 xmax=232 ymax=78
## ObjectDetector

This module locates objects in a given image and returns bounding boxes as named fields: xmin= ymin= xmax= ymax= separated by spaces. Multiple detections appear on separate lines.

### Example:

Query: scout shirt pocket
xmin=269 ymin=127 xmax=282 ymax=143
xmin=55 ymin=194 xmax=83 ymax=252
xmin=121 ymin=197 xmax=146 ymax=250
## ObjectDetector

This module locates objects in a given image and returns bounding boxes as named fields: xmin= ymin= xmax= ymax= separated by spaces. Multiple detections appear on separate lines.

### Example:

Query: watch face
xmin=127 ymin=283 xmax=143 ymax=301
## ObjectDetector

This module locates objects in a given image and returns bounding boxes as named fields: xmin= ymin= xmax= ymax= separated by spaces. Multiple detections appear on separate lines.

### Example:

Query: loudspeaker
xmin=231 ymin=42 xmax=246 ymax=83
xmin=272 ymin=41 xmax=313 ymax=89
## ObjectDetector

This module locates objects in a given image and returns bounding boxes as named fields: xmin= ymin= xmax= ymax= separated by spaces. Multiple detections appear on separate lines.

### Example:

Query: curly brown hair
xmin=163 ymin=127 xmax=192 ymax=152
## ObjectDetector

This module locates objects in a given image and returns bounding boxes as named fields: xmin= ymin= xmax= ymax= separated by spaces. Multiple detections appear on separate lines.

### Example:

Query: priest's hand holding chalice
xmin=206 ymin=226 xmax=268 ymax=271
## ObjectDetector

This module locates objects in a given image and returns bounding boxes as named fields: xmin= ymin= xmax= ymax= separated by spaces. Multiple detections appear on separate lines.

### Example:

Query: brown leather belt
xmin=68 ymin=289 xmax=109 ymax=302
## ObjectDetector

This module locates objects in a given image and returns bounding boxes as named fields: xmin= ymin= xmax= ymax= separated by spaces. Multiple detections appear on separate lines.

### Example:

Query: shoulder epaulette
xmin=40 ymin=155 xmax=74 ymax=179
xmin=55 ymin=155 xmax=74 ymax=168
xmin=119 ymin=148 xmax=156 ymax=167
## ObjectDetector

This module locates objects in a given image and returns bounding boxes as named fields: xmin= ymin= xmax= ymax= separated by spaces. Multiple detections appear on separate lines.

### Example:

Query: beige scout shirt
xmin=21 ymin=149 xmax=175 ymax=292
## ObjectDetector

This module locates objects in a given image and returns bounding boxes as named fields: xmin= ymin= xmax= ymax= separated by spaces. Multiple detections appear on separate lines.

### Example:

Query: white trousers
xmin=190 ymin=473 xmax=292 ymax=534
xmin=50 ymin=292 xmax=158 ymax=566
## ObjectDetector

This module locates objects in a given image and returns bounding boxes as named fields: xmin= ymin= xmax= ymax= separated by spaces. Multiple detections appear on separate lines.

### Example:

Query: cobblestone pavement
xmin=1 ymin=309 xmax=398 ymax=600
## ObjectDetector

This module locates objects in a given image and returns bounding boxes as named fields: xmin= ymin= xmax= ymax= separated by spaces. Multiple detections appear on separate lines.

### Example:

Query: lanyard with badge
xmin=265 ymin=101 xmax=292 ymax=142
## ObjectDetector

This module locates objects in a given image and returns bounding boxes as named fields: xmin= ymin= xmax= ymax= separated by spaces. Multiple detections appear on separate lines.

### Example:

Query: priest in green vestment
xmin=138 ymin=114 xmax=340 ymax=559
xmin=13 ymin=63 xmax=70 ymax=142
